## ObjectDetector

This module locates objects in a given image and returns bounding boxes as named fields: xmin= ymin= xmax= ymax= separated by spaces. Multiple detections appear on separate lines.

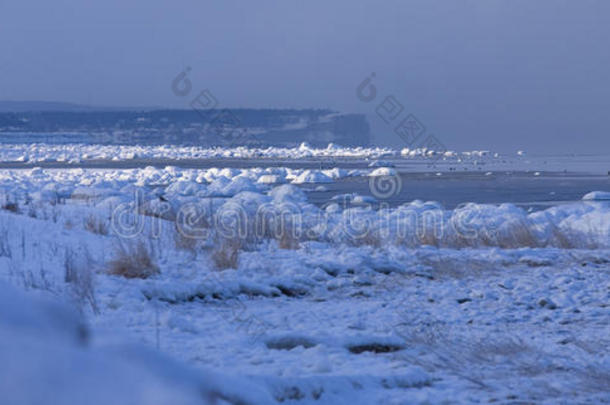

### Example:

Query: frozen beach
xmin=1 ymin=143 xmax=608 ymax=404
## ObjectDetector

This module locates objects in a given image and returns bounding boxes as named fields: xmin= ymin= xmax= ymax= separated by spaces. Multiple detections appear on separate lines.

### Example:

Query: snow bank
xmin=0 ymin=283 xmax=274 ymax=405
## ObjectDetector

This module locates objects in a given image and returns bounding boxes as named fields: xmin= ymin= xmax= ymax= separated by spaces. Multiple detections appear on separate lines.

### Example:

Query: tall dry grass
xmin=64 ymin=248 xmax=99 ymax=314
xmin=108 ymin=240 xmax=159 ymax=279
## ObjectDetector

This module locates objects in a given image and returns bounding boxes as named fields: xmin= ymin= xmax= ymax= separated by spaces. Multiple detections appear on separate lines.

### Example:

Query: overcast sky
xmin=1 ymin=0 xmax=609 ymax=153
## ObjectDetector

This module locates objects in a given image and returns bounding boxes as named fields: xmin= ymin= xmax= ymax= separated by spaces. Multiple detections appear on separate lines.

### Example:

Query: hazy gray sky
xmin=1 ymin=0 xmax=609 ymax=153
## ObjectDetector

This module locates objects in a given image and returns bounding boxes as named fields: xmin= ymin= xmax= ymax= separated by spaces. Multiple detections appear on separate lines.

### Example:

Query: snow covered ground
xmin=0 ymin=144 xmax=608 ymax=404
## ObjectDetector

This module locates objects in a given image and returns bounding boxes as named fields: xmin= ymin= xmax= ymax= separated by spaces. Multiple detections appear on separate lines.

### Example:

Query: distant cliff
xmin=0 ymin=109 xmax=370 ymax=147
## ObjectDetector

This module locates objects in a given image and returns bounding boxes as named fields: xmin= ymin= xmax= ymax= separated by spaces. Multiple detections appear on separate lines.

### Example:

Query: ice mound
xmin=221 ymin=176 xmax=263 ymax=196
xmin=204 ymin=194 xmax=610 ymax=249
xmin=582 ymin=191 xmax=610 ymax=201
xmin=257 ymin=174 xmax=287 ymax=184
xmin=71 ymin=186 xmax=115 ymax=201
xmin=205 ymin=176 xmax=263 ymax=197
xmin=222 ymin=191 xmax=273 ymax=216
xmin=330 ymin=193 xmax=377 ymax=206
xmin=291 ymin=170 xmax=333 ymax=184
xmin=369 ymin=167 xmax=398 ymax=177
xmin=321 ymin=167 xmax=349 ymax=179
xmin=164 ymin=180 xmax=204 ymax=197
xmin=268 ymin=184 xmax=308 ymax=203
xmin=367 ymin=160 xmax=395 ymax=168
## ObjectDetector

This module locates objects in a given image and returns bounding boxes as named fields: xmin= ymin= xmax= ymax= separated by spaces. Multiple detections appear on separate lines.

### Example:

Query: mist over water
xmin=1 ymin=1 xmax=609 ymax=153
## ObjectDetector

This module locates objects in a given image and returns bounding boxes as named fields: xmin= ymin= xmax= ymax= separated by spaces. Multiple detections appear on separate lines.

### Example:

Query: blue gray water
xmin=308 ymin=172 xmax=610 ymax=210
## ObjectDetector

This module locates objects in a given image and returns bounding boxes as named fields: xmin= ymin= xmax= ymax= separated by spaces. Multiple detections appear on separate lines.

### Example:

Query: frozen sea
xmin=1 ymin=151 xmax=608 ymax=209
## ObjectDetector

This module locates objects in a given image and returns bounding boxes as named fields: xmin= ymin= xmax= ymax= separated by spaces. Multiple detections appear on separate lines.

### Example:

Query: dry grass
xmin=254 ymin=210 xmax=302 ymax=250
xmin=270 ymin=217 xmax=301 ymax=249
xmin=576 ymin=365 xmax=610 ymax=393
xmin=64 ymin=249 xmax=99 ymax=314
xmin=173 ymin=228 xmax=199 ymax=251
xmin=108 ymin=240 xmax=159 ymax=279
xmin=495 ymin=218 xmax=539 ymax=248
xmin=277 ymin=228 xmax=300 ymax=250
xmin=26 ymin=204 xmax=38 ymax=218
xmin=138 ymin=200 xmax=176 ymax=221
xmin=393 ymin=315 xmax=610 ymax=400
xmin=0 ymin=225 xmax=11 ymax=258
xmin=207 ymin=206 xmax=303 ymax=268
xmin=418 ymin=255 xmax=490 ymax=279
xmin=445 ymin=216 xmax=540 ymax=249
xmin=540 ymin=221 xmax=603 ymax=249
xmin=345 ymin=228 xmax=382 ymax=248
xmin=391 ymin=215 xmax=546 ymax=249
xmin=548 ymin=223 xmax=576 ymax=248
xmin=394 ymin=318 xmax=534 ymax=390
xmin=173 ymin=213 xmax=209 ymax=252
xmin=1 ymin=201 xmax=20 ymax=214
xmin=417 ymin=229 xmax=441 ymax=247
xmin=211 ymin=237 xmax=241 ymax=270
xmin=9 ymin=261 xmax=53 ymax=292
xmin=84 ymin=214 xmax=109 ymax=235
